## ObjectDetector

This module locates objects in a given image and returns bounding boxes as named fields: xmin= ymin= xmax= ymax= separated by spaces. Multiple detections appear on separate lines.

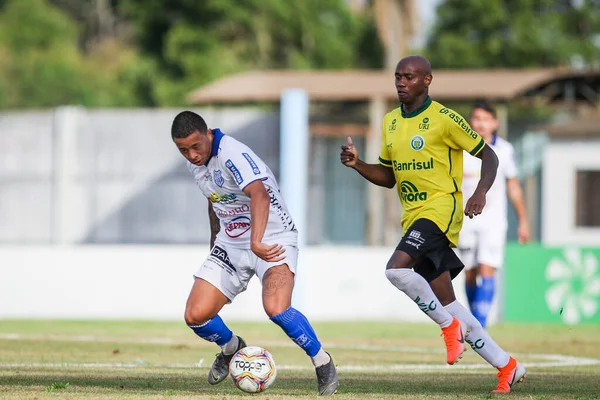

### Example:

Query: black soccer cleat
xmin=207 ymin=336 xmax=246 ymax=385
xmin=315 ymin=352 xmax=339 ymax=396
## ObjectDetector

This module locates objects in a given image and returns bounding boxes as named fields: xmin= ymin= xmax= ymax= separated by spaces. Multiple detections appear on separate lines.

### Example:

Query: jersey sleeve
xmin=503 ymin=143 xmax=518 ymax=179
xmin=220 ymin=140 xmax=269 ymax=190
xmin=441 ymin=109 xmax=486 ymax=156
xmin=378 ymin=117 xmax=392 ymax=167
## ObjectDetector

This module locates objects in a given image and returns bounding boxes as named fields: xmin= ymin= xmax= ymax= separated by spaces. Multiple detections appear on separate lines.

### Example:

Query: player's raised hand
xmin=340 ymin=136 xmax=359 ymax=167
xmin=465 ymin=190 xmax=486 ymax=219
xmin=251 ymin=242 xmax=286 ymax=263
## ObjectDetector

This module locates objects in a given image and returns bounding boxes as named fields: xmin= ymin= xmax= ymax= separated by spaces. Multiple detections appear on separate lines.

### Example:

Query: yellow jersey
xmin=378 ymin=97 xmax=485 ymax=247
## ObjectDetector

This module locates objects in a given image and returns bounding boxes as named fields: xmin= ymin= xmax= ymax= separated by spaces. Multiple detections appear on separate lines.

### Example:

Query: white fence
xmin=0 ymin=245 xmax=491 ymax=323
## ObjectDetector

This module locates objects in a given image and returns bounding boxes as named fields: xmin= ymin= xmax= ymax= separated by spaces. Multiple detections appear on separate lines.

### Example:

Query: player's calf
xmin=187 ymin=315 xmax=244 ymax=385
xmin=270 ymin=307 xmax=338 ymax=395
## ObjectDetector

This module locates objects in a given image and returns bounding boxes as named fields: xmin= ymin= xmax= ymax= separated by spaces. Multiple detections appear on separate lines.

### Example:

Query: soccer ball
xmin=229 ymin=346 xmax=277 ymax=393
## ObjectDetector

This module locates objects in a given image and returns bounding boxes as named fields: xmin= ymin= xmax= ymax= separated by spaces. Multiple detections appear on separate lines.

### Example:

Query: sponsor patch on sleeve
xmin=225 ymin=159 xmax=243 ymax=184
xmin=242 ymin=153 xmax=260 ymax=175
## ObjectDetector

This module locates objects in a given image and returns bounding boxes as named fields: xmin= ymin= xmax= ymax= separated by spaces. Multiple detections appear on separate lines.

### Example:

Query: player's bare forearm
xmin=208 ymin=202 xmax=220 ymax=249
xmin=353 ymin=159 xmax=396 ymax=188
xmin=474 ymin=144 xmax=498 ymax=195
xmin=243 ymin=180 xmax=270 ymax=245
xmin=507 ymin=177 xmax=527 ymax=223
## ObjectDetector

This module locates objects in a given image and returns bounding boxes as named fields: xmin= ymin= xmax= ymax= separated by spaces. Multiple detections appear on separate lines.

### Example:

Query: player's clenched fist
xmin=340 ymin=136 xmax=359 ymax=167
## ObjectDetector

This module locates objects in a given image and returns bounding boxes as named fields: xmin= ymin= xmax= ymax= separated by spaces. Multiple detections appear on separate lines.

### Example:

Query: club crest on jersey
xmin=213 ymin=170 xmax=224 ymax=187
xmin=410 ymin=135 xmax=425 ymax=151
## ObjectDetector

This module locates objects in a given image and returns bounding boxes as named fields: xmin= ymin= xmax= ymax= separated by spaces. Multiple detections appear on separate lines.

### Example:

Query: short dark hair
xmin=472 ymin=100 xmax=496 ymax=118
xmin=171 ymin=111 xmax=208 ymax=139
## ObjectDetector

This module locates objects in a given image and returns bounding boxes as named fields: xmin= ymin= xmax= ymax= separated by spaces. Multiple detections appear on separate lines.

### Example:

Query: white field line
xmin=0 ymin=357 xmax=598 ymax=372
xmin=1 ymin=333 xmax=598 ymax=371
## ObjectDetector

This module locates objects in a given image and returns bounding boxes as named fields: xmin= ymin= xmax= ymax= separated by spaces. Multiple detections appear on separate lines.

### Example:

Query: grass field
xmin=1 ymin=320 xmax=599 ymax=399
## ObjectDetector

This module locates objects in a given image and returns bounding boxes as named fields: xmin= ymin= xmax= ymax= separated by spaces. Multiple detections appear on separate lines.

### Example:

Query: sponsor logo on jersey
xmin=400 ymin=180 xmax=427 ymax=202
xmin=242 ymin=153 xmax=260 ymax=175
xmin=439 ymin=108 xmax=479 ymax=139
xmin=389 ymin=118 xmax=397 ymax=131
xmin=217 ymin=204 xmax=249 ymax=218
xmin=225 ymin=216 xmax=252 ymax=238
xmin=410 ymin=135 xmax=425 ymax=151
xmin=225 ymin=159 xmax=243 ymax=184
xmin=213 ymin=169 xmax=224 ymax=187
xmin=210 ymin=245 xmax=236 ymax=274
xmin=266 ymin=187 xmax=296 ymax=232
xmin=419 ymin=117 xmax=430 ymax=130
xmin=393 ymin=157 xmax=434 ymax=171
xmin=209 ymin=192 xmax=237 ymax=204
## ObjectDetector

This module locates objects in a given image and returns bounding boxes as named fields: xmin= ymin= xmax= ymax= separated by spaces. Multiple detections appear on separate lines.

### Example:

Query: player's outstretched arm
xmin=243 ymin=180 xmax=285 ymax=263
xmin=340 ymin=137 xmax=396 ymax=188
xmin=208 ymin=202 xmax=220 ymax=250
xmin=465 ymin=144 xmax=499 ymax=218
xmin=507 ymin=177 xmax=530 ymax=243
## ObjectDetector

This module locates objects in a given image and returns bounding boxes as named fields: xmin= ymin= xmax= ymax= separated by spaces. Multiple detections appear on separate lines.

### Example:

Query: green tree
xmin=0 ymin=0 xmax=86 ymax=107
xmin=425 ymin=0 xmax=600 ymax=68
xmin=120 ymin=0 xmax=382 ymax=105
xmin=0 ymin=0 xmax=157 ymax=108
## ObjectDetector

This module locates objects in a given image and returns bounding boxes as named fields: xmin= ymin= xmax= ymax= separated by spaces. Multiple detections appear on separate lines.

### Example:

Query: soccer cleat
xmin=492 ymin=356 xmax=527 ymax=393
xmin=207 ymin=336 xmax=246 ymax=385
xmin=315 ymin=353 xmax=339 ymax=396
xmin=440 ymin=317 xmax=469 ymax=365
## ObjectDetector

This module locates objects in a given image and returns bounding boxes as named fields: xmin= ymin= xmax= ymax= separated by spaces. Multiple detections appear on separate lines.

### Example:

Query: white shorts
xmin=457 ymin=224 xmax=507 ymax=270
xmin=194 ymin=240 xmax=298 ymax=302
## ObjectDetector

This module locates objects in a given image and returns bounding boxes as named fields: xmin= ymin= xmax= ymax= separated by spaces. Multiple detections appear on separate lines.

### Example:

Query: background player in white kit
xmin=171 ymin=111 xmax=339 ymax=396
xmin=458 ymin=101 xmax=530 ymax=328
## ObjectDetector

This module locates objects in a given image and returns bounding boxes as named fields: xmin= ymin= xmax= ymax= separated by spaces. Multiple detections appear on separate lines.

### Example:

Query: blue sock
xmin=472 ymin=277 xmax=495 ymax=328
xmin=188 ymin=315 xmax=233 ymax=346
xmin=271 ymin=307 xmax=322 ymax=357
xmin=465 ymin=282 xmax=477 ymax=311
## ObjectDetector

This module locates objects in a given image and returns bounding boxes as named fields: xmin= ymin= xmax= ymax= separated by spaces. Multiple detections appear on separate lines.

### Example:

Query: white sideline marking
xmin=0 ymin=356 xmax=598 ymax=372
xmin=0 ymin=333 xmax=443 ymax=353
xmin=1 ymin=333 xmax=598 ymax=371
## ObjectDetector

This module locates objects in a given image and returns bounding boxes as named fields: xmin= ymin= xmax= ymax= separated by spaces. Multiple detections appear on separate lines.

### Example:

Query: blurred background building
xmin=1 ymin=0 xmax=600 ymax=323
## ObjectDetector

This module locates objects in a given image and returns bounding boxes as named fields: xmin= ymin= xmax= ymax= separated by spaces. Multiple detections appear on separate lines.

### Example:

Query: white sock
xmin=221 ymin=335 xmax=239 ymax=355
xmin=445 ymin=300 xmax=510 ymax=368
xmin=385 ymin=268 xmax=454 ymax=328
xmin=311 ymin=348 xmax=331 ymax=368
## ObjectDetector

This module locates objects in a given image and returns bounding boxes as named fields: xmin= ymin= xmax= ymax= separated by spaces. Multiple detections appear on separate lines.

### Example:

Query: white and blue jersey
xmin=187 ymin=129 xmax=298 ymax=249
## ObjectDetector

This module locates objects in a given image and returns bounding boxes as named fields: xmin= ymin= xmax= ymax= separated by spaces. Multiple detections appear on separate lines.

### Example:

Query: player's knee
xmin=263 ymin=298 xmax=290 ymax=319
xmin=386 ymin=255 xmax=411 ymax=270
xmin=184 ymin=305 xmax=214 ymax=326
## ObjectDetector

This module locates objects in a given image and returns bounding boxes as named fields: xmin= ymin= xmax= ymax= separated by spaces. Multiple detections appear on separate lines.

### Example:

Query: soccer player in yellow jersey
xmin=340 ymin=56 xmax=526 ymax=393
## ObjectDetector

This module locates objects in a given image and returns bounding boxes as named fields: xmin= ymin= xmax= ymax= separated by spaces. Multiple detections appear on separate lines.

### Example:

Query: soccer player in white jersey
xmin=458 ymin=101 xmax=530 ymax=328
xmin=171 ymin=111 xmax=338 ymax=396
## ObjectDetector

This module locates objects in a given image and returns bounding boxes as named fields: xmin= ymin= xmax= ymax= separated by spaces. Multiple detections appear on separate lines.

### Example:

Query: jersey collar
xmin=401 ymin=96 xmax=432 ymax=118
xmin=204 ymin=128 xmax=224 ymax=166
xmin=491 ymin=133 xmax=497 ymax=145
